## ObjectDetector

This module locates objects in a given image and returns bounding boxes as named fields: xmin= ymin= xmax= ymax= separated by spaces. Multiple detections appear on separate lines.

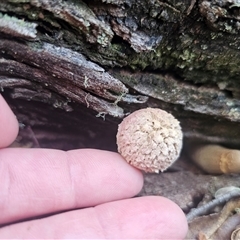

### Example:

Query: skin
xmin=0 ymin=94 xmax=188 ymax=239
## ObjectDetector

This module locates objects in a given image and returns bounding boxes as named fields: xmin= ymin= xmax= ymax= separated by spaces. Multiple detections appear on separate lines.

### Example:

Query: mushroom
xmin=190 ymin=144 xmax=240 ymax=174
xmin=116 ymin=108 xmax=183 ymax=173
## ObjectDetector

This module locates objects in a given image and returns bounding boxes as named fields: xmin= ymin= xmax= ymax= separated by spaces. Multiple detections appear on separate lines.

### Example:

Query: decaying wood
xmin=1 ymin=0 xmax=240 ymax=144
xmin=139 ymin=169 xmax=240 ymax=211
xmin=0 ymin=39 xmax=148 ymax=118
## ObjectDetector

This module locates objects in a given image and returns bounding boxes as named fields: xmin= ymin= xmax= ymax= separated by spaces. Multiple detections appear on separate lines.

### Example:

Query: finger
xmin=0 ymin=95 xmax=19 ymax=148
xmin=0 ymin=148 xmax=143 ymax=224
xmin=0 ymin=196 xmax=188 ymax=239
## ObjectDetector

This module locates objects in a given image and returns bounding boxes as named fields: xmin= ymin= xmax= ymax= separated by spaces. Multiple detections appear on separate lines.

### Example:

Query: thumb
xmin=0 ymin=95 xmax=19 ymax=148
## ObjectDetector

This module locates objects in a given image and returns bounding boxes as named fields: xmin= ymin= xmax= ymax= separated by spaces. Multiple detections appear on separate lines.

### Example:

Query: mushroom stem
xmin=190 ymin=144 xmax=240 ymax=174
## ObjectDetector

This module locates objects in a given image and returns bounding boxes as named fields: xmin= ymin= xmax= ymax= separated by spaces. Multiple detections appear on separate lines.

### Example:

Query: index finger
xmin=0 ymin=148 xmax=143 ymax=225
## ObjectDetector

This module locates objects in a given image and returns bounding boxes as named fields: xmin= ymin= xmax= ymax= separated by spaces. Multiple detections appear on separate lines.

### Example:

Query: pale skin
xmin=0 ymin=95 xmax=188 ymax=239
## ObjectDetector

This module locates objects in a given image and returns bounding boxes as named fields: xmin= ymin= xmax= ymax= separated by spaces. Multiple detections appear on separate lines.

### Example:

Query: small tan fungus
xmin=116 ymin=108 xmax=183 ymax=173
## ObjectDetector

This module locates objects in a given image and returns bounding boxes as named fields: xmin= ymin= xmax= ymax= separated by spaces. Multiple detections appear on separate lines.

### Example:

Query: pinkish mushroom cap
xmin=116 ymin=108 xmax=183 ymax=173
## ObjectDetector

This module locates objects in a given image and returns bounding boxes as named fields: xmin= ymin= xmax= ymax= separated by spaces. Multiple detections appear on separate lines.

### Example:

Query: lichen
xmin=0 ymin=13 xmax=37 ymax=39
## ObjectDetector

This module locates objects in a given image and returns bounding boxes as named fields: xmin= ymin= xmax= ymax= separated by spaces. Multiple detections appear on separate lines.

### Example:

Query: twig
xmin=186 ymin=190 xmax=240 ymax=222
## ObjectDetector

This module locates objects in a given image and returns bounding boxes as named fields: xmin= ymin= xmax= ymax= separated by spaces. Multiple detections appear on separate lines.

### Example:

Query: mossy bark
xmin=1 ymin=0 xmax=240 ymax=148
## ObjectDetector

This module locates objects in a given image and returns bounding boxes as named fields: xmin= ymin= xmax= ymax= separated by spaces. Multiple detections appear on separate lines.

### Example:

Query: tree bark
xmin=1 ymin=0 xmax=240 ymax=148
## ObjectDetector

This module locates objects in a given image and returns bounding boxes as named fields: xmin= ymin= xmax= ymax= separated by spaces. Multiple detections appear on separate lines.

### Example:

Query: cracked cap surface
xmin=116 ymin=108 xmax=183 ymax=173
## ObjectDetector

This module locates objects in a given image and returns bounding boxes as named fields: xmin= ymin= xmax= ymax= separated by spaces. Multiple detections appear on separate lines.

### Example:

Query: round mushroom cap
xmin=116 ymin=108 xmax=183 ymax=173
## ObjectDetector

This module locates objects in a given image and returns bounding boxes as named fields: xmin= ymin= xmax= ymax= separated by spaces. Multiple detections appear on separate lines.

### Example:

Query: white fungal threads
xmin=116 ymin=108 xmax=183 ymax=173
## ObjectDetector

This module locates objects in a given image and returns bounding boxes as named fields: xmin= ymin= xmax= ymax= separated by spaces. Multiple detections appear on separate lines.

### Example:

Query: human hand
xmin=0 ymin=95 xmax=188 ymax=239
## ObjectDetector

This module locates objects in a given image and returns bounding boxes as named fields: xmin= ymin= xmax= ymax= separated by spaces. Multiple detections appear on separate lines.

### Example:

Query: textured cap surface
xmin=116 ymin=108 xmax=183 ymax=173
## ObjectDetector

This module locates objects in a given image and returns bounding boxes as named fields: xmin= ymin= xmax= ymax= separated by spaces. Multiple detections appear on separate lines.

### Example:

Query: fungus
xmin=190 ymin=144 xmax=240 ymax=174
xmin=116 ymin=108 xmax=183 ymax=173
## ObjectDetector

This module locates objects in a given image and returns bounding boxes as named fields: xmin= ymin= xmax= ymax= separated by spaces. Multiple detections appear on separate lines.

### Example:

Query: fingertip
xmin=0 ymin=95 xmax=19 ymax=148
xmin=151 ymin=196 xmax=188 ymax=239
xmin=136 ymin=196 xmax=188 ymax=239
xmin=97 ymin=196 xmax=188 ymax=239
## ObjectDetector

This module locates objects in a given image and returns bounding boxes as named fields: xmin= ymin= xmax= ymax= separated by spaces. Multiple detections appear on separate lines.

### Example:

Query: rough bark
xmin=1 ymin=0 xmax=240 ymax=147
